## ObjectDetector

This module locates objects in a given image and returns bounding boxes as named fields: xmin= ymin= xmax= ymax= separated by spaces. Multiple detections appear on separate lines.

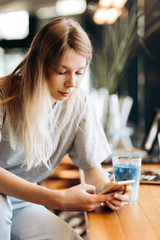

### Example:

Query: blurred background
xmin=0 ymin=0 xmax=160 ymax=157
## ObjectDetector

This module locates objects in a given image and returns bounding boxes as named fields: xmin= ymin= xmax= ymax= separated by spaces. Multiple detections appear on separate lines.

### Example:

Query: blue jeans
xmin=0 ymin=194 xmax=83 ymax=240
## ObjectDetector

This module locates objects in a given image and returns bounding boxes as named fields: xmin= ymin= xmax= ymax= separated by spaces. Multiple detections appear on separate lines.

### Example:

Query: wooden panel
xmin=86 ymin=164 xmax=160 ymax=240
xmin=139 ymin=185 xmax=160 ymax=239
xmin=52 ymin=169 xmax=80 ymax=179
xmin=117 ymin=204 xmax=158 ymax=240
xmin=40 ymin=178 xmax=79 ymax=190
xmin=87 ymin=211 xmax=125 ymax=240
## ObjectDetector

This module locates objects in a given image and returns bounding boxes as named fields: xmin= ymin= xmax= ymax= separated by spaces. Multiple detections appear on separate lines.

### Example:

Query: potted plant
xmin=89 ymin=0 xmax=160 ymax=147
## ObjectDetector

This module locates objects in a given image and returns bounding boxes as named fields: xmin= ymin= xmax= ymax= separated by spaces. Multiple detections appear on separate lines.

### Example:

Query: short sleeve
xmin=68 ymin=94 xmax=111 ymax=170
xmin=0 ymin=91 xmax=5 ymax=141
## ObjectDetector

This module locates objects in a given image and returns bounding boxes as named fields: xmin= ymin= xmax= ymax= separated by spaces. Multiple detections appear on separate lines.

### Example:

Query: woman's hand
xmin=57 ymin=183 xmax=130 ymax=212
xmin=100 ymin=183 xmax=132 ymax=211
xmin=83 ymin=164 xmax=132 ymax=211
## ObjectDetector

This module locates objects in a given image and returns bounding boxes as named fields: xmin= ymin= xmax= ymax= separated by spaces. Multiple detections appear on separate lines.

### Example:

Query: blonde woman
xmin=0 ymin=18 xmax=130 ymax=240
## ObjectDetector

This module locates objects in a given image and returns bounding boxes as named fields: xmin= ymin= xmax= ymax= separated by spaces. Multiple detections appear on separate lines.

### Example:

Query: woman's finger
xmin=109 ymin=198 xmax=125 ymax=207
xmin=124 ymin=185 xmax=132 ymax=193
xmin=105 ymin=201 xmax=122 ymax=211
xmin=113 ymin=192 xmax=129 ymax=202
xmin=96 ymin=190 xmax=128 ymax=204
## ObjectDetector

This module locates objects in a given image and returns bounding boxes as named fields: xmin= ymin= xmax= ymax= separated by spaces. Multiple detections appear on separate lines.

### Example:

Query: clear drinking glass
xmin=112 ymin=155 xmax=142 ymax=204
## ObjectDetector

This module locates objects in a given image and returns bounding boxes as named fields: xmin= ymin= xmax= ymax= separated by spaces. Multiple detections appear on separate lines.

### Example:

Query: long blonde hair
xmin=0 ymin=17 xmax=92 ymax=170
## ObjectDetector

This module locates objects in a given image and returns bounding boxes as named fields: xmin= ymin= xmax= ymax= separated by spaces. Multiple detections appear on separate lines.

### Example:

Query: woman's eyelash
xmin=58 ymin=72 xmax=66 ymax=75
xmin=58 ymin=72 xmax=83 ymax=75
xmin=76 ymin=72 xmax=83 ymax=75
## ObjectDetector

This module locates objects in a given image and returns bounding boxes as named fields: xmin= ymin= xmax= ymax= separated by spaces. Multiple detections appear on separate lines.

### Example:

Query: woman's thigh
xmin=0 ymin=194 xmax=13 ymax=240
xmin=10 ymin=198 xmax=82 ymax=240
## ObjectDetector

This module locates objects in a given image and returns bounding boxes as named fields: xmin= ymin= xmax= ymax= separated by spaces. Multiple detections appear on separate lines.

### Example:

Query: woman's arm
xmin=0 ymin=167 xmax=126 ymax=212
xmin=0 ymin=167 xmax=62 ymax=209
xmin=84 ymin=163 xmax=110 ymax=194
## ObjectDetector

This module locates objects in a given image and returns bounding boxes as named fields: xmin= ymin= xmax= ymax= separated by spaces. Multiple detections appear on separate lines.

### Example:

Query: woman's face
xmin=48 ymin=48 xmax=87 ymax=101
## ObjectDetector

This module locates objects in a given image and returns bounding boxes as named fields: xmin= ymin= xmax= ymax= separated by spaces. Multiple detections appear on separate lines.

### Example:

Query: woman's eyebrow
xmin=60 ymin=65 xmax=86 ymax=69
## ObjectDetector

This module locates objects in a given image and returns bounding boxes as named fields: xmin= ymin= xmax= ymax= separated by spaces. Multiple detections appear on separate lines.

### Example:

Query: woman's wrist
xmin=39 ymin=185 xmax=65 ymax=210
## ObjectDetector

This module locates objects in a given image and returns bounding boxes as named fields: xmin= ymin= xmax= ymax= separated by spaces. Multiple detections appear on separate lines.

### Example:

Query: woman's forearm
xmin=0 ymin=167 xmax=129 ymax=212
xmin=0 ymin=167 xmax=63 ymax=209
xmin=84 ymin=164 xmax=110 ymax=193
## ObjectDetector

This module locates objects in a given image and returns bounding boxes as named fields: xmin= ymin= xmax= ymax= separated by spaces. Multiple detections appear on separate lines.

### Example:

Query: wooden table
xmin=86 ymin=164 xmax=160 ymax=240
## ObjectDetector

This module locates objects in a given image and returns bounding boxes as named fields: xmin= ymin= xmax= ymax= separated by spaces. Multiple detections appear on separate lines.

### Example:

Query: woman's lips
xmin=59 ymin=91 xmax=70 ymax=97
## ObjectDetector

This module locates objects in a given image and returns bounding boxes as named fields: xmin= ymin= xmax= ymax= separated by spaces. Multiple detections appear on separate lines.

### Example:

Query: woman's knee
xmin=46 ymin=212 xmax=83 ymax=240
xmin=0 ymin=194 xmax=13 ymax=239
xmin=11 ymin=204 xmax=82 ymax=240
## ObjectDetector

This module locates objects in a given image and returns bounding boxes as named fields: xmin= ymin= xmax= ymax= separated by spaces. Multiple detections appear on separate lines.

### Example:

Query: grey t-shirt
xmin=0 ymin=89 xmax=111 ymax=183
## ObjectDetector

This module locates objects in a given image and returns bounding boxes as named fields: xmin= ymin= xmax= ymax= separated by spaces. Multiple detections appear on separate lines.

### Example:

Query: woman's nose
xmin=65 ymin=75 xmax=77 ymax=88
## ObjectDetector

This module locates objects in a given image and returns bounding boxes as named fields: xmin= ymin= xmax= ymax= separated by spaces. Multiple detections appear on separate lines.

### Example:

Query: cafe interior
xmin=0 ymin=0 xmax=160 ymax=239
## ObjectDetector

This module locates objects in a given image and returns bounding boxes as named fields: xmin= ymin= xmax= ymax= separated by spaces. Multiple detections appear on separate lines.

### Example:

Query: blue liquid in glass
xmin=113 ymin=163 xmax=141 ymax=186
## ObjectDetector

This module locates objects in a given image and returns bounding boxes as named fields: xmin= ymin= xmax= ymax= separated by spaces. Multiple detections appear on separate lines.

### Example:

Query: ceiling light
xmin=113 ymin=0 xmax=127 ymax=8
xmin=0 ymin=11 xmax=29 ymax=40
xmin=93 ymin=8 xmax=109 ymax=25
xmin=99 ymin=0 xmax=112 ymax=8
xmin=99 ymin=0 xmax=127 ymax=8
xmin=93 ymin=7 xmax=121 ymax=25
xmin=56 ymin=0 xmax=86 ymax=16
xmin=104 ymin=7 xmax=121 ymax=24
xmin=36 ymin=6 xmax=57 ymax=19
